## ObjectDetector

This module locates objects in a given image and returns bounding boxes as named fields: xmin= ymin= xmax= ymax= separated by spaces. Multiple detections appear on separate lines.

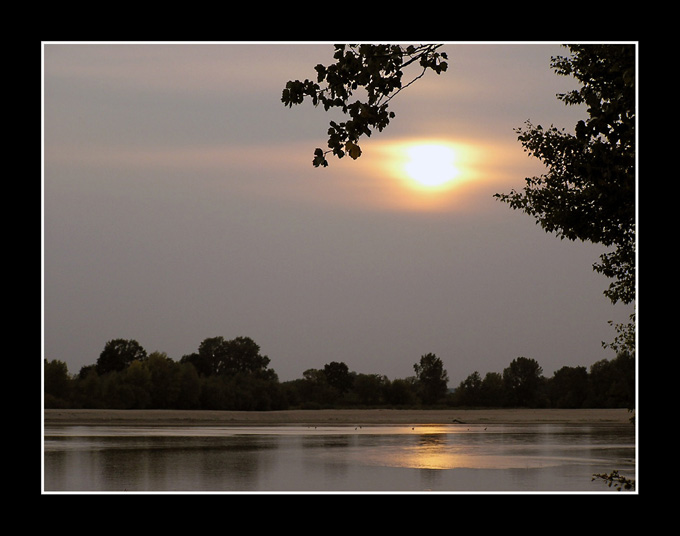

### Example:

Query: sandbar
xmin=43 ymin=408 xmax=633 ymax=427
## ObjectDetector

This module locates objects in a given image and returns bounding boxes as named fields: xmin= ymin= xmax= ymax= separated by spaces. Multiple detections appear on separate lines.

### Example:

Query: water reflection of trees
xmin=90 ymin=434 xmax=284 ymax=491
xmin=45 ymin=424 xmax=635 ymax=491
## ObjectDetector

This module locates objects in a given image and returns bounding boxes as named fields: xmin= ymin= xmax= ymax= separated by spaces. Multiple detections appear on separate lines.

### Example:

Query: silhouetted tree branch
xmin=281 ymin=44 xmax=448 ymax=167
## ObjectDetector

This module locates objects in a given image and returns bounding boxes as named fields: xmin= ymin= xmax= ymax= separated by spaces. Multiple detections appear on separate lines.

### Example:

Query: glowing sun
xmin=403 ymin=143 xmax=460 ymax=188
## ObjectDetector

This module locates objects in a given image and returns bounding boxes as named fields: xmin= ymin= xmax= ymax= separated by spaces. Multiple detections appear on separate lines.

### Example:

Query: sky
xmin=42 ymin=42 xmax=635 ymax=386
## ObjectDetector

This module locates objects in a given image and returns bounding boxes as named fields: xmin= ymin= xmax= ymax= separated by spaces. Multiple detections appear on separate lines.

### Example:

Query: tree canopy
xmin=495 ymin=45 xmax=635 ymax=307
xmin=413 ymin=353 xmax=449 ymax=405
xmin=45 ymin=335 xmax=634 ymax=411
xmin=281 ymin=44 xmax=448 ymax=167
xmin=96 ymin=338 xmax=147 ymax=375
xmin=180 ymin=336 xmax=274 ymax=379
xmin=502 ymin=356 xmax=544 ymax=407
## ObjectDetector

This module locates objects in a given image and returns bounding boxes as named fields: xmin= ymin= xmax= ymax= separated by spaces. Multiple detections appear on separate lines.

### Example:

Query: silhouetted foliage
xmin=383 ymin=377 xmax=419 ymax=406
xmin=323 ymin=361 xmax=354 ymax=393
xmin=282 ymin=44 xmax=448 ymax=167
xmin=180 ymin=336 xmax=275 ymax=380
xmin=46 ymin=336 xmax=281 ymax=411
xmin=45 ymin=336 xmax=634 ymax=411
xmin=413 ymin=353 xmax=449 ymax=405
xmin=549 ymin=365 xmax=589 ymax=408
xmin=282 ymin=43 xmax=636 ymax=353
xmin=96 ymin=339 xmax=147 ymax=375
xmin=452 ymin=352 xmax=634 ymax=409
xmin=503 ymin=357 xmax=545 ymax=408
xmin=496 ymin=45 xmax=635 ymax=309
xmin=479 ymin=372 xmax=506 ymax=407
xmin=284 ymin=369 xmax=335 ymax=408
xmin=353 ymin=373 xmax=389 ymax=406
xmin=585 ymin=351 xmax=635 ymax=408
xmin=44 ymin=359 xmax=71 ymax=408
xmin=451 ymin=371 xmax=483 ymax=407
xmin=592 ymin=470 xmax=635 ymax=491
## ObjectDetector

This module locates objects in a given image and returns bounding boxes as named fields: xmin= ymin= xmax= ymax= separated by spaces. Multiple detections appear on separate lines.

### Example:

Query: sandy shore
xmin=43 ymin=408 xmax=633 ymax=427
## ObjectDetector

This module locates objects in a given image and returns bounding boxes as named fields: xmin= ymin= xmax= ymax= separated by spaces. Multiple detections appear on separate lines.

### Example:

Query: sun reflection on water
xmin=351 ymin=425 xmax=558 ymax=471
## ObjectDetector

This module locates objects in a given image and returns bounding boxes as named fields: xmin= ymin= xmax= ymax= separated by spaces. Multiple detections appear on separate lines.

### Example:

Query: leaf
xmin=345 ymin=141 xmax=362 ymax=160
xmin=312 ymin=148 xmax=328 ymax=167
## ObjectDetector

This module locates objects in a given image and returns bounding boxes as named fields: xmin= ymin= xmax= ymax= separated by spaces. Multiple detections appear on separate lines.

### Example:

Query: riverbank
xmin=43 ymin=408 xmax=633 ymax=427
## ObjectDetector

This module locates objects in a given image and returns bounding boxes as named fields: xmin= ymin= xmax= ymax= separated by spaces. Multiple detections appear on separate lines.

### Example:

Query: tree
xmin=282 ymin=44 xmax=448 ymax=167
xmin=295 ymin=368 xmax=339 ymax=407
xmin=323 ymin=361 xmax=353 ymax=393
xmin=592 ymin=470 xmax=635 ymax=492
xmin=44 ymin=359 xmax=71 ymax=406
xmin=453 ymin=371 xmax=483 ymax=406
xmin=200 ymin=374 xmax=233 ymax=410
xmin=181 ymin=336 xmax=273 ymax=378
xmin=480 ymin=372 xmax=505 ymax=407
xmin=548 ymin=365 xmax=589 ymax=408
xmin=71 ymin=367 xmax=103 ymax=408
xmin=502 ymin=357 xmax=544 ymax=408
xmin=222 ymin=336 xmax=273 ymax=377
xmin=180 ymin=342 xmax=215 ymax=377
xmin=383 ymin=377 xmax=418 ymax=406
xmin=586 ymin=352 xmax=635 ymax=408
xmin=283 ymin=44 xmax=636 ymax=347
xmin=495 ymin=45 xmax=635 ymax=308
xmin=122 ymin=360 xmax=152 ymax=409
xmin=146 ymin=351 xmax=181 ymax=408
xmin=96 ymin=338 xmax=147 ymax=375
xmin=353 ymin=373 xmax=388 ymax=405
xmin=413 ymin=353 xmax=449 ymax=405
xmin=175 ymin=362 xmax=201 ymax=409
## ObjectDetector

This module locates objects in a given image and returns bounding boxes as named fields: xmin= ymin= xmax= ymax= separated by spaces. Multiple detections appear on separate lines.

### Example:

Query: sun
xmin=403 ymin=143 xmax=460 ymax=188
xmin=364 ymin=138 xmax=480 ymax=210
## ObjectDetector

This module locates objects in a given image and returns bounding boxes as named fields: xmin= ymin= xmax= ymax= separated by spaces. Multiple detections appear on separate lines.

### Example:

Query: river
xmin=43 ymin=422 xmax=635 ymax=493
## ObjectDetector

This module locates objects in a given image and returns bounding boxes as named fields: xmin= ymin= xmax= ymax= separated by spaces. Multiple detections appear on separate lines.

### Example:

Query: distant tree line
xmin=450 ymin=354 xmax=634 ymax=409
xmin=44 ymin=336 xmax=635 ymax=411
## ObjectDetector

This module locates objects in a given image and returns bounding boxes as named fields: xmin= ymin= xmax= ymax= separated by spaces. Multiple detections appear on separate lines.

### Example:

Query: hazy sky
xmin=42 ymin=42 xmax=635 ymax=385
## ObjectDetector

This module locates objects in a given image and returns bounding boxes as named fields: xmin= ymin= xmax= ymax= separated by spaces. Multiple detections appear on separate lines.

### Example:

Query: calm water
xmin=43 ymin=423 xmax=635 ymax=493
